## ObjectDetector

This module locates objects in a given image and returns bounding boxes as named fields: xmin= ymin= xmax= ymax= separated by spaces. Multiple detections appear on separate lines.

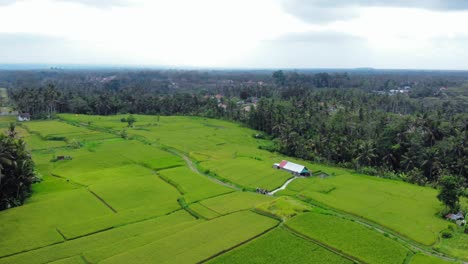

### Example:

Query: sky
xmin=0 ymin=0 xmax=468 ymax=69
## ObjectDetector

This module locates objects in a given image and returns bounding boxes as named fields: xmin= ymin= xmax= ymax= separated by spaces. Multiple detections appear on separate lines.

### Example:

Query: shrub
xmin=69 ymin=139 xmax=82 ymax=149
xmin=441 ymin=231 xmax=453 ymax=239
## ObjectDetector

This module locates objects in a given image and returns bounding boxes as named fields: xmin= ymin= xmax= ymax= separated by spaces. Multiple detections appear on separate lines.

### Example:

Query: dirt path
xmin=166 ymin=148 xmax=241 ymax=191
xmin=268 ymin=176 xmax=299 ymax=195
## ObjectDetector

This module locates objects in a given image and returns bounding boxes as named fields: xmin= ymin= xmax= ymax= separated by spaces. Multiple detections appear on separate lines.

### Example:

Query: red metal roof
xmin=279 ymin=160 xmax=288 ymax=168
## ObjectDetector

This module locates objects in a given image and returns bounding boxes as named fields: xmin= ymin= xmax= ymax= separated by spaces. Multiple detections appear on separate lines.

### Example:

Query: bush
xmin=68 ymin=139 xmax=82 ymax=149
xmin=120 ymin=129 xmax=128 ymax=139
xmin=357 ymin=166 xmax=379 ymax=176
xmin=441 ymin=231 xmax=453 ymax=239
xmin=120 ymin=117 xmax=127 ymax=122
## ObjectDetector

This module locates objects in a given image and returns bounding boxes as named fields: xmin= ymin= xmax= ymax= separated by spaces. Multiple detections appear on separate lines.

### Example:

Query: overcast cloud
xmin=0 ymin=0 xmax=467 ymax=69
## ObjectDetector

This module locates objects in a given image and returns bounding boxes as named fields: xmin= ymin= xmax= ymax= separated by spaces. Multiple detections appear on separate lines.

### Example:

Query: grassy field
xmin=434 ymin=226 xmax=468 ymax=261
xmin=0 ymin=114 xmax=464 ymax=263
xmin=286 ymin=211 xmax=410 ymax=264
xmin=409 ymin=253 xmax=456 ymax=264
xmin=200 ymin=192 xmax=274 ymax=215
xmin=208 ymin=228 xmax=352 ymax=264
xmin=99 ymin=211 xmax=279 ymax=264
xmin=280 ymin=170 xmax=449 ymax=245
xmin=158 ymin=166 xmax=233 ymax=203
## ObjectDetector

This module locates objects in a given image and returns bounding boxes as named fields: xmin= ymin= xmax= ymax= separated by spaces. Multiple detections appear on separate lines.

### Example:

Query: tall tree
xmin=0 ymin=124 xmax=36 ymax=210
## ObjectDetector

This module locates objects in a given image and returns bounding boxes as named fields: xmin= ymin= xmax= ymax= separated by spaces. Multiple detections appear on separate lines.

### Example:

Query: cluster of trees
xmin=0 ymin=124 xmax=36 ymax=210
xmin=247 ymin=89 xmax=467 ymax=190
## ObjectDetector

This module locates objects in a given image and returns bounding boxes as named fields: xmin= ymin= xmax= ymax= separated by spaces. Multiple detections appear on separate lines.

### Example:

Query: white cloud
xmin=0 ymin=0 xmax=467 ymax=69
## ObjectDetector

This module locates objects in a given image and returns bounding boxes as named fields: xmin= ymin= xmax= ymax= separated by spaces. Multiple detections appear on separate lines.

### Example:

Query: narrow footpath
xmin=268 ymin=176 xmax=300 ymax=195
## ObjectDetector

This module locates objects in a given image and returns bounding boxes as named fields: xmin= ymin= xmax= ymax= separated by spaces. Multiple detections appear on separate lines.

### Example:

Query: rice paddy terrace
xmin=0 ymin=114 xmax=466 ymax=264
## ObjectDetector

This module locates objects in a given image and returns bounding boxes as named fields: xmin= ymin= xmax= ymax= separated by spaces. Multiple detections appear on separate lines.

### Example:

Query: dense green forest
xmin=2 ymin=69 xmax=467 ymax=189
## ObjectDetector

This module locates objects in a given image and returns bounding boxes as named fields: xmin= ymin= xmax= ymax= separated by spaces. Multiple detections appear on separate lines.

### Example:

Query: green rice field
xmin=0 ymin=115 xmax=464 ymax=263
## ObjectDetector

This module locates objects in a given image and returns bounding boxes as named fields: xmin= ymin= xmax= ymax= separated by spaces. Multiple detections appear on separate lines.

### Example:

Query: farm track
xmin=268 ymin=176 xmax=298 ymax=195
xmin=166 ymin=148 xmax=242 ymax=191
xmin=57 ymin=120 xmax=466 ymax=264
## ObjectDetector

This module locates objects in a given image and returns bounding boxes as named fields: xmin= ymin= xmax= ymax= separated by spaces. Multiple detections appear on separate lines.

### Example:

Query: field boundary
xmin=88 ymin=189 xmax=117 ymax=213
xmin=198 ymin=222 xmax=281 ymax=263
xmin=283 ymin=224 xmax=364 ymax=264
xmin=291 ymin=194 xmax=462 ymax=263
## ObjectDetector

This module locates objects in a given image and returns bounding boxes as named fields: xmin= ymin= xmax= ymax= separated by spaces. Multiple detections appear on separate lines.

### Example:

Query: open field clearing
xmin=23 ymin=120 xmax=116 ymax=141
xmin=0 ymin=116 xmax=16 ymax=128
xmin=188 ymin=202 xmax=220 ymax=219
xmin=158 ymin=166 xmax=233 ymax=203
xmin=281 ymin=171 xmax=449 ymax=245
xmin=255 ymin=196 xmax=312 ymax=219
xmin=199 ymin=192 xmax=274 ymax=215
xmin=0 ymin=210 xmax=198 ymax=264
xmin=410 ymin=253 xmax=457 ymax=264
xmin=434 ymin=226 xmax=468 ymax=261
xmin=286 ymin=211 xmax=410 ymax=264
xmin=99 ymin=211 xmax=279 ymax=264
xmin=0 ymin=188 xmax=113 ymax=257
xmin=208 ymin=228 xmax=352 ymax=264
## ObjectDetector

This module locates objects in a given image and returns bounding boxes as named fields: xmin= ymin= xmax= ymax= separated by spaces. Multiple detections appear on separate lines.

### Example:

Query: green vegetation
xmin=200 ymin=192 xmax=274 ymax=215
xmin=410 ymin=253 xmax=456 ymax=264
xmin=99 ymin=211 xmax=279 ymax=264
xmin=286 ymin=212 xmax=410 ymax=264
xmin=434 ymin=226 xmax=468 ymax=261
xmin=0 ymin=115 xmax=465 ymax=263
xmin=437 ymin=175 xmax=464 ymax=212
xmin=209 ymin=228 xmax=352 ymax=264
xmin=0 ymin=123 xmax=36 ymax=210
xmin=282 ymin=171 xmax=449 ymax=245
xmin=158 ymin=166 xmax=233 ymax=203
xmin=255 ymin=196 xmax=311 ymax=219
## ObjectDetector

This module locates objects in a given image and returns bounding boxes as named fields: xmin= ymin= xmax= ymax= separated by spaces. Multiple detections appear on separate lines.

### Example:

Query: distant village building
xmin=17 ymin=113 xmax=31 ymax=122
xmin=389 ymin=89 xmax=409 ymax=95
xmin=445 ymin=212 xmax=464 ymax=221
xmin=273 ymin=160 xmax=311 ymax=176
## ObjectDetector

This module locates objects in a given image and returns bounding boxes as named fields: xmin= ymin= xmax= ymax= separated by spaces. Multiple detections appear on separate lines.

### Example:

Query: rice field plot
xmin=0 ymin=210 xmax=198 ymax=264
xmin=199 ymin=191 xmax=274 ymax=215
xmin=48 ymin=140 xmax=183 ymax=179
xmin=49 ymin=256 xmax=87 ymax=264
xmin=255 ymin=196 xmax=312 ymax=220
xmin=286 ymin=211 xmax=410 ymax=264
xmin=99 ymin=211 xmax=279 ymax=264
xmin=88 ymin=172 xmax=181 ymax=212
xmin=158 ymin=166 xmax=233 ymax=203
xmin=0 ymin=116 xmax=16 ymax=128
xmin=282 ymin=171 xmax=449 ymax=245
xmin=0 ymin=188 xmax=113 ymax=257
xmin=23 ymin=120 xmax=116 ymax=141
xmin=434 ymin=226 xmax=468 ymax=261
xmin=209 ymin=228 xmax=352 ymax=264
xmin=201 ymin=157 xmax=291 ymax=191
xmin=59 ymin=113 xmax=162 ymax=130
xmin=189 ymin=203 xmax=220 ymax=219
xmin=58 ymin=115 xmax=296 ymax=190
xmin=409 ymin=254 xmax=457 ymax=264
